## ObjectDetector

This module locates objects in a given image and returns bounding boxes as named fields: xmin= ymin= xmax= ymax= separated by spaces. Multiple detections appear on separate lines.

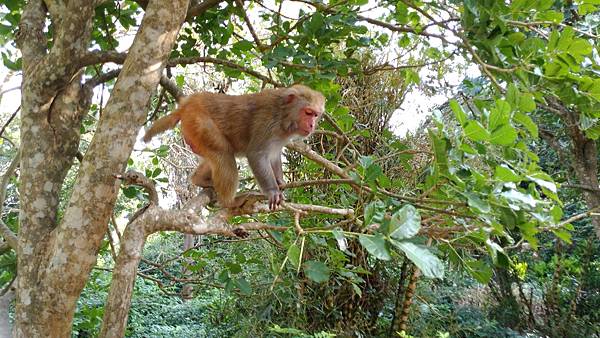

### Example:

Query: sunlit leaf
xmin=495 ymin=165 xmax=521 ymax=182
xmin=464 ymin=120 xmax=490 ymax=141
xmin=490 ymin=124 xmax=517 ymax=145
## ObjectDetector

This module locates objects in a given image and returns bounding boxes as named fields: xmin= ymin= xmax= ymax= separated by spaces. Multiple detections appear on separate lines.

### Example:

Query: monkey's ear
xmin=285 ymin=93 xmax=296 ymax=104
xmin=283 ymin=87 xmax=299 ymax=104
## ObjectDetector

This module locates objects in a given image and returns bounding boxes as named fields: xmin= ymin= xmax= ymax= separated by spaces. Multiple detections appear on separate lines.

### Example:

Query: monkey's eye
xmin=304 ymin=108 xmax=318 ymax=117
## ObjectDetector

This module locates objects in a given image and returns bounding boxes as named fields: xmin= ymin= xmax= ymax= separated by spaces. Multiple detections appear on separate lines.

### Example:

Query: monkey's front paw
xmin=276 ymin=178 xmax=286 ymax=188
xmin=267 ymin=189 xmax=284 ymax=210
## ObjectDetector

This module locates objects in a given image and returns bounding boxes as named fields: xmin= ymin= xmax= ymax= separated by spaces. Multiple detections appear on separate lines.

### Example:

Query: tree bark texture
xmin=15 ymin=1 xmax=97 ymax=336
xmin=550 ymin=98 xmax=600 ymax=239
xmin=13 ymin=0 xmax=189 ymax=336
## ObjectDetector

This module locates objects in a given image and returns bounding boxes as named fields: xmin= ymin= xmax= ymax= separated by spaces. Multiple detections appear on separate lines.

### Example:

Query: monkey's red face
xmin=297 ymin=107 xmax=321 ymax=137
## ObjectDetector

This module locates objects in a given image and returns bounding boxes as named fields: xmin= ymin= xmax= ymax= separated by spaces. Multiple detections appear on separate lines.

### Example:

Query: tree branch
xmin=0 ymin=154 xmax=19 ymax=250
xmin=235 ymin=0 xmax=265 ymax=50
xmin=561 ymin=183 xmax=600 ymax=193
xmin=80 ymin=52 xmax=284 ymax=87
xmin=159 ymin=75 xmax=184 ymax=100
xmin=185 ymin=0 xmax=223 ymax=22
xmin=0 ymin=106 xmax=20 ymax=139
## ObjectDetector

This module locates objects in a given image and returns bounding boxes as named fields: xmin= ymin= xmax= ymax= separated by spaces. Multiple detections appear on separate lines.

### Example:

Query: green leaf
xmin=122 ymin=186 xmax=137 ymax=198
xmin=552 ymin=229 xmax=572 ymax=244
xmin=550 ymin=205 xmax=563 ymax=222
xmin=557 ymin=27 xmax=575 ymax=51
xmin=519 ymin=93 xmax=536 ymax=112
xmin=465 ymin=192 xmax=491 ymax=213
xmin=514 ymin=112 xmax=539 ymax=138
xmin=175 ymin=75 xmax=185 ymax=88
xmin=526 ymin=173 xmax=557 ymax=193
xmin=307 ymin=12 xmax=325 ymax=33
xmin=536 ymin=9 xmax=563 ymax=23
xmin=464 ymin=121 xmax=490 ymax=141
xmin=465 ymin=260 xmax=493 ymax=283
xmin=359 ymin=234 xmax=391 ymax=260
xmin=389 ymin=205 xmax=421 ymax=240
xmin=490 ymin=124 xmax=517 ymax=145
xmin=569 ymin=39 xmax=592 ymax=56
xmin=390 ymin=240 xmax=444 ymax=279
xmin=217 ymin=270 xmax=230 ymax=283
xmin=287 ymin=244 xmax=301 ymax=268
xmin=506 ymin=84 xmax=519 ymax=107
xmin=227 ymin=262 xmax=242 ymax=274
xmin=450 ymin=100 xmax=467 ymax=126
xmin=494 ymin=165 xmax=521 ymax=182
xmin=364 ymin=163 xmax=383 ymax=184
xmin=232 ymin=40 xmax=254 ymax=52
xmin=235 ymin=278 xmax=252 ymax=295
xmin=364 ymin=201 xmax=378 ymax=226
xmin=359 ymin=156 xmax=374 ymax=169
xmin=304 ymin=261 xmax=330 ymax=283
xmin=501 ymin=190 xmax=538 ymax=207
xmin=429 ymin=130 xmax=449 ymax=175
xmin=489 ymin=100 xmax=511 ymax=131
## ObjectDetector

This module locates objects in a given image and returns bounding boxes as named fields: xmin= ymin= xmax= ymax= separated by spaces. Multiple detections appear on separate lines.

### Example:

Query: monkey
xmin=143 ymin=84 xmax=325 ymax=210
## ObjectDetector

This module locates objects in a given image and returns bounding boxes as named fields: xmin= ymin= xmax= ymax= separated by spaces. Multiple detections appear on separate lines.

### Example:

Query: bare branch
xmin=235 ymin=0 xmax=265 ymax=50
xmin=506 ymin=20 xmax=598 ymax=39
xmin=159 ymin=75 xmax=184 ymax=100
xmin=81 ymin=52 xmax=283 ymax=87
xmin=282 ymin=178 xmax=355 ymax=189
xmin=0 ymin=106 xmax=20 ymax=139
xmin=542 ymin=205 xmax=600 ymax=231
xmin=185 ymin=0 xmax=223 ymax=22
xmin=115 ymin=170 xmax=158 ymax=205
xmin=561 ymin=183 xmax=600 ymax=193
xmin=0 ymin=154 xmax=19 ymax=250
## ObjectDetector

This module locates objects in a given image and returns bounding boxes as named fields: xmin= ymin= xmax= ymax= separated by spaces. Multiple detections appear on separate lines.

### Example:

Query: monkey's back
xmin=178 ymin=90 xmax=283 ymax=156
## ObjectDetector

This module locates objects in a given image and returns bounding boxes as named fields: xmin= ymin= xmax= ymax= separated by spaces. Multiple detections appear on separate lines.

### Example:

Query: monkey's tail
xmin=142 ymin=110 xmax=181 ymax=142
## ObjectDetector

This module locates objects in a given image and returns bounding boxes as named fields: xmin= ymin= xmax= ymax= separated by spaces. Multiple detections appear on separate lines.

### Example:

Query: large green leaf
xmin=359 ymin=234 xmax=391 ymax=260
xmin=389 ymin=204 xmax=421 ymax=240
xmin=514 ymin=112 xmax=539 ymax=138
xmin=304 ymin=261 xmax=330 ymax=283
xmin=465 ymin=192 xmax=491 ymax=213
xmin=464 ymin=120 xmax=490 ymax=142
xmin=490 ymin=124 xmax=517 ymax=145
xmin=489 ymin=100 xmax=511 ymax=131
xmin=494 ymin=165 xmax=521 ymax=182
xmin=450 ymin=99 xmax=467 ymax=126
xmin=465 ymin=260 xmax=493 ymax=283
xmin=390 ymin=240 xmax=444 ymax=279
xmin=287 ymin=244 xmax=301 ymax=269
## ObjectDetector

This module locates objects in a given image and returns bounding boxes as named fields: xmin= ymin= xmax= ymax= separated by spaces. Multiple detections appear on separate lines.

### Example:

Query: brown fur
xmin=144 ymin=85 xmax=325 ymax=209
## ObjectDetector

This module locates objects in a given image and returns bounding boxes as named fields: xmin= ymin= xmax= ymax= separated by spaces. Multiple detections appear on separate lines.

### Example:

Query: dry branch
xmin=0 ymin=154 xmax=19 ymax=250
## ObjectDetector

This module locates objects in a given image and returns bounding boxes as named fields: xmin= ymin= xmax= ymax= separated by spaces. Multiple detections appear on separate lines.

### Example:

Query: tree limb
xmin=0 ymin=106 xmax=20 ymax=139
xmin=235 ymin=0 xmax=265 ymax=50
xmin=80 ymin=52 xmax=284 ymax=87
xmin=0 ymin=154 xmax=19 ymax=250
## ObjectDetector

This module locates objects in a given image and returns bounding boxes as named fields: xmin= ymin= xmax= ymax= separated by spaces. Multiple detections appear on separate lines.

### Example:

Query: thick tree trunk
xmin=14 ymin=1 xmax=96 ymax=335
xmin=551 ymin=98 xmax=600 ymax=239
xmin=571 ymin=137 xmax=600 ymax=238
xmin=0 ymin=288 xmax=14 ymax=337
xmin=13 ymin=0 xmax=188 ymax=336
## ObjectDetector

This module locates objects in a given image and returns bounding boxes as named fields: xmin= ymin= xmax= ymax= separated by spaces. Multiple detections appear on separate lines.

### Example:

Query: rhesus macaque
xmin=143 ymin=85 xmax=325 ymax=210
